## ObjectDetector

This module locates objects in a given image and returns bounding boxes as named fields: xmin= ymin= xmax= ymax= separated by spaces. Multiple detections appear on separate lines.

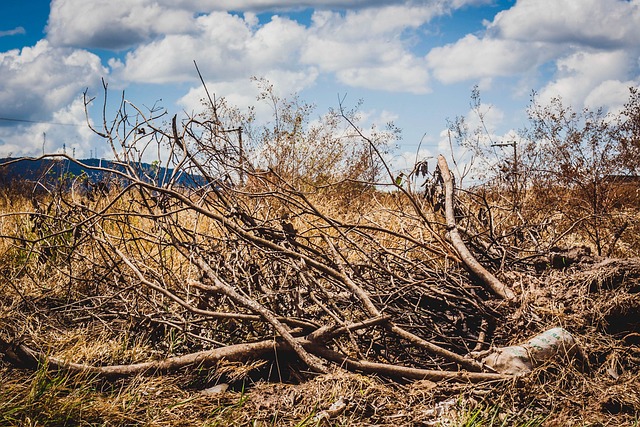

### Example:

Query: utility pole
xmin=492 ymin=140 xmax=518 ymax=210
xmin=237 ymin=127 xmax=245 ymax=185
xmin=491 ymin=140 xmax=517 ymax=177
xmin=42 ymin=132 xmax=46 ymax=156
xmin=220 ymin=126 xmax=245 ymax=185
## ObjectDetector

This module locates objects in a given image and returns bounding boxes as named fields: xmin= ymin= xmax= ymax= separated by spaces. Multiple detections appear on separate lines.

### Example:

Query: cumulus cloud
xmin=426 ymin=35 xmax=559 ymax=84
xmin=584 ymin=80 xmax=638 ymax=112
xmin=299 ymin=5 xmax=439 ymax=92
xmin=0 ymin=96 xmax=100 ymax=158
xmin=176 ymin=0 xmax=397 ymax=10
xmin=108 ymin=2 xmax=440 ymax=94
xmin=111 ymin=13 xmax=247 ymax=83
xmin=308 ymin=4 xmax=443 ymax=38
xmin=46 ymin=0 xmax=476 ymax=50
xmin=175 ymin=0 xmax=487 ymax=12
xmin=44 ymin=0 xmax=499 ymax=96
xmin=536 ymin=50 xmax=636 ymax=108
xmin=336 ymin=61 xmax=430 ymax=93
xmin=488 ymin=0 xmax=640 ymax=49
xmin=177 ymin=70 xmax=318 ymax=122
xmin=426 ymin=0 xmax=640 ymax=112
xmin=108 ymin=12 xmax=313 ymax=85
xmin=0 ymin=40 xmax=107 ymax=122
xmin=47 ymin=0 xmax=196 ymax=49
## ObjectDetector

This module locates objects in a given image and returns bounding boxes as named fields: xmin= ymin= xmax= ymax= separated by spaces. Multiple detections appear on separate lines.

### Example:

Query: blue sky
xmin=1 ymin=0 xmax=639 ymax=175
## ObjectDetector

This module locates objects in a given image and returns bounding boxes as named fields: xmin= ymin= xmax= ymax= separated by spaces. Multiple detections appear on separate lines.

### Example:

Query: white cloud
xmin=0 ymin=40 xmax=107 ymax=122
xmin=174 ymin=0 xmax=486 ymax=12
xmin=47 ymin=0 xmax=195 ymax=49
xmin=488 ymin=0 xmax=640 ymax=49
xmin=43 ymin=0 xmax=640 ymax=106
xmin=245 ymin=15 xmax=310 ymax=67
xmin=107 ymin=3 xmax=438 ymax=94
xmin=335 ymin=60 xmax=430 ymax=93
xmin=47 ymin=0 xmax=503 ymax=96
xmin=0 ymin=27 xmax=26 ymax=37
xmin=584 ymin=80 xmax=638 ymax=112
xmin=426 ymin=0 xmax=640 ymax=114
xmin=0 ymin=96 xmax=99 ymax=158
xmin=177 ymin=70 xmax=318 ymax=121
xmin=308 ymin=4 xmax=443 ymax=39
xmin=299 ymin=5 xmax=439 ymax=92
xmin=537 ymin=50 xmax=635 ymax=108
xmin=45 ymin=0 xmax=463 ymax=50
xmin=178 ymin=81 xmax=257 ymax=115
xmin=110 ymin=13 xmax=309 ymax=85
xmin=174 ymin=0 xmax=395 ymax=10
xmin=426 ymin=34 xmax=559 ymax=84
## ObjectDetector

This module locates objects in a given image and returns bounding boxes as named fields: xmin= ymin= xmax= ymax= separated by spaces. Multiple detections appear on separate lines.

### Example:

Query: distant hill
xmin=0 ymin=157 xmax=207 ymax=189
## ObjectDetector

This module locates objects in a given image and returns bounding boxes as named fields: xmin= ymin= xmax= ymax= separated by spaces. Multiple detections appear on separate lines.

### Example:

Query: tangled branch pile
xmin=1 ymin=84 xmax=640 ymax=425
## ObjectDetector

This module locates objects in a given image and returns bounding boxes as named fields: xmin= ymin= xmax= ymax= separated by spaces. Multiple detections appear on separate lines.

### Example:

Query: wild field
xmin=1 ymin=87 xmax=640 ymax=426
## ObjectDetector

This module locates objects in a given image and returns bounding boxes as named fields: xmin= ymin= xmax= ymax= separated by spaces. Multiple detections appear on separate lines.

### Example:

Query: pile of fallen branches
xmin=3 ymin=90 xmax=640 ymax=425
xmin=0 ymin=91 xmax=518 ymax=384
xmin=0 ymin=158 xmax=503 ymax=379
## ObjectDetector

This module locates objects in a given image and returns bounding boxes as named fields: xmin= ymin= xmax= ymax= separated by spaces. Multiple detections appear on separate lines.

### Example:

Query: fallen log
xmin=0 ymin=336 xmax=277 ymax=378
xmin=0 ymin=335 xmax=507 ymax=383
xmin=306 ymin=343 xmax=507 ymax=383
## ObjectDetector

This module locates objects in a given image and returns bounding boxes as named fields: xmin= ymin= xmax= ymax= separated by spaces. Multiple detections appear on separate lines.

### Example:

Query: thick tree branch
xmin=0 ymin=335 xmax=506 ymax=383
xmin=437 ymin=155 xmax=516 ymax=301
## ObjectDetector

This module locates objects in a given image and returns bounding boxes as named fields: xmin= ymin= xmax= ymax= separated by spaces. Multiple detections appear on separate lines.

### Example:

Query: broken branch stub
xmin=436 ymin=155 xmax=516 ymax=301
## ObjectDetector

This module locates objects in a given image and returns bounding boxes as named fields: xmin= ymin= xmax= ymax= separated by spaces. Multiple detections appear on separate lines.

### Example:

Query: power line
xmin=0 ymin=116 xmax=85 ymax=127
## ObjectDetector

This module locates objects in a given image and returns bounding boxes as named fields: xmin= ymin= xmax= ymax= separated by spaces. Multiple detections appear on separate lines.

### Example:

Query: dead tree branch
xmin=437 ymin=155 xmax=516 ymax=301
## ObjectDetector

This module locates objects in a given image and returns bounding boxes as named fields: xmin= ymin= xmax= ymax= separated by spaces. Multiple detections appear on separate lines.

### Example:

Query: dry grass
xmin=1 ymin=183 xmax=640 ymax=426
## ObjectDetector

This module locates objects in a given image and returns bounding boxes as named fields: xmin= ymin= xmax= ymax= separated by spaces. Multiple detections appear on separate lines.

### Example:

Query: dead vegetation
xmin=1 ymin=82 xmax=640 ymax=425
